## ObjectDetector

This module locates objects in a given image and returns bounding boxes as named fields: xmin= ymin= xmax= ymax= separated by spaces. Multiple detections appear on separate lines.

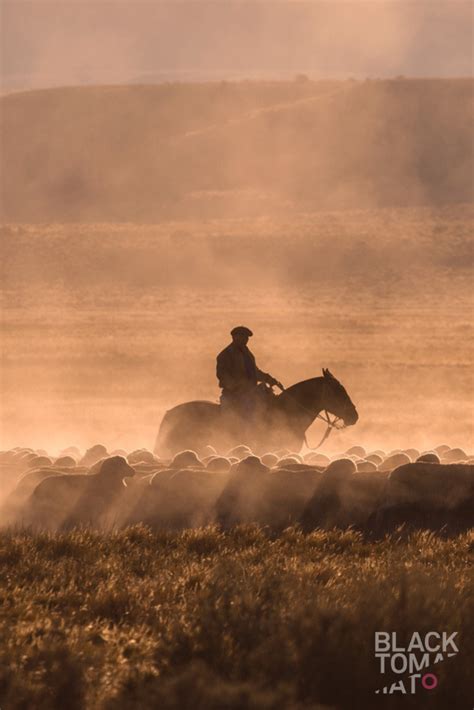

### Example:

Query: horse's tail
xmin=154 ymin=400 xmax=221 ymax=458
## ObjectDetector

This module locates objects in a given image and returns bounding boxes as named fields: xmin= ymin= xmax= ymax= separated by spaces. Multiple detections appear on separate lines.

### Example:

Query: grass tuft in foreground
xmin=0 ymin=525 xmax=472 ymax=709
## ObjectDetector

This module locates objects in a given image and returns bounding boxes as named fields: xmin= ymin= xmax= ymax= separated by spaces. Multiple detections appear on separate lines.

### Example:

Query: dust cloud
xmin=0 ymin=2 xmax=473 ymax=457
xmin=1 ymin=1 xmax=472 ymax=90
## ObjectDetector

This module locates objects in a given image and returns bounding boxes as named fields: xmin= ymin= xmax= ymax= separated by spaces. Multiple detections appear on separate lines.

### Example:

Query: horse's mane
xmin=278 ymin=373 xmax=349 ymax=410
xmin=278 ymin=377 xmax=324 ymax=399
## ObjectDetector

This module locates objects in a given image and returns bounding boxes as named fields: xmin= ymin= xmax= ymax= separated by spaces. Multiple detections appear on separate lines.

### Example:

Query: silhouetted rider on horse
xmin=155 ymin=331 xmax=357 ymax=455
xmin=216 ymin=326 xmax=284 ymax=419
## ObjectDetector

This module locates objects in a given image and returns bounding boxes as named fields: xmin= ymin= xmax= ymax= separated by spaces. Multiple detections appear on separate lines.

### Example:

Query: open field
xmin=1 ymin=81 xmax=472 ymax=453
xmin=1 ymin=76 xmax=473 ymax=709
xmin=0 ymin=526 xmax=472 ymax=709
xmin=1 ymin=205 xmax=473 ymax=454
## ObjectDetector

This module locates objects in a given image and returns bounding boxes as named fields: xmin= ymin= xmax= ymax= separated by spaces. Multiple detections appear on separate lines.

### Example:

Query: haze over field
xmin=0 ymin=2 xmax=473 ymax=455
xmin=0 ymin=5 xmax=473 ymax=707
xmin=2 ymin=79 xmax=473 ymax=222
xmin=1 ymin=0 xmax=473 ymax=91
xmin=1 ymin=203 xmax=473 ymax=453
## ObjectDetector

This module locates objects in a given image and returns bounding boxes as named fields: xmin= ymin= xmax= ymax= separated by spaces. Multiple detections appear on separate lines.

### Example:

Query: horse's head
xmin=321 ymin=368 xmax=358 ymax=426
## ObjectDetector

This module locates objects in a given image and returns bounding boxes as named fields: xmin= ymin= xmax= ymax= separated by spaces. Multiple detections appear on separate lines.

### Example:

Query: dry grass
xmin=0 ymin=525 xmax=472 ymax=708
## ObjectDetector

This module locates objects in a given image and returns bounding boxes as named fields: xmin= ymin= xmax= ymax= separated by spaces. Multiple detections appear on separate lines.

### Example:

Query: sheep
xmin=325 ymin=458 xmax=357 ymax=477
xmin=301 ymin=467 xmax=388 ymax=532
xmin=366 ymin=453 xmax=383 ymax=466
xmin=278 ymin=462 xmax=323 ymax=473
xmin=1 ymin=466 xmax=78 ymax=523
xmin=28 ymin=455 xmax=53 ymax=468
xmin=122 ymin=467 xmax=229 ymax=529
xmin=260 ymin=468 xmax=323 ymax=529
xmin=149 ymin=468 xmax=181 ymax=486
xmin=235 ymin=455 xmax=268 ymax=476
xmin=373 ymin=463 xmax=474 ymax=534
xmin=416 ymin=452 xmax=440 ymax=464
xmin=16 ymin=467 xmax=69 ymax=496
xmin=227 ymin=445 xmax=253 ymax=460
xmin=346 ymin=471 xmax=390 ymax=528
xmin=300 ymin=459 xmax=355 ymax=530
xmin=378 ymin=452 xmax=411 ymax=472
xmin=356 ymin=460 xmax=378 ymax=473
xmin=206 ymin=457 xmax=232 ymax=473
xmin=441 ymin=448 xmax=468 ymax=463
xmin=277 ymin=456 xmax=302 ymax=468
xmin=54 ymin=456 xmax=76 ymax=468
xmin=345 ymin=445 xmax=366 ymax=458
xmin=25 ymin=456 xmax=135 ymax=530
xmin=216 ymin=455 xmax=321 ymax=529
xmin=261 ymin=453 xmax=279 ymax=468
xmin=384 ymin=463 xmax=473 ymax=507
xmin=127 ymin=449 xmax=156 ymax=465
xmin=216 ymin=457 xmax=269 ymax=527
xmin=300 ymin=469 xmax=352 ymax=531
xmin=170 ymin=450 xmax=203 ymax=469
xmin=273 ymin=448 xmax=292 ymax=459
xmin=88 ymin=458 xmax=109 ymax=475
xmin=0 ymin=450 xmax=42 ymax=495
xmin=79 ymin=444 xmax=108 ymax=467
xmin=10 ymin=452 xmax=33 ymax=466
xmin=287 ymin=453 xmax=304 ymax=463
xmin=159 ymin=468 xmax=230 ymax=528
xmin=305 ymin=453 xmax=331 ymax=467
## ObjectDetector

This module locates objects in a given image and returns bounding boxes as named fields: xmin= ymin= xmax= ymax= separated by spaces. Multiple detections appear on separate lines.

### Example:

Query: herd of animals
xmin=0 ymin=443 xmax=473 ymax=535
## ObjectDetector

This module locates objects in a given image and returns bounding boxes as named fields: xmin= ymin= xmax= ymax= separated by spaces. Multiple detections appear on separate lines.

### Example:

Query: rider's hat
xmin=231 ymin=325 xmax=253 ymax=337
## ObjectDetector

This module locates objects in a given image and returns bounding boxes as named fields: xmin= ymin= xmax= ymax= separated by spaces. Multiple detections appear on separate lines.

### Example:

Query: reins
xmin=305 ymin=410 xmax=346 ymax=450
xmin=280 ymin=383 xmax=346 ymax=451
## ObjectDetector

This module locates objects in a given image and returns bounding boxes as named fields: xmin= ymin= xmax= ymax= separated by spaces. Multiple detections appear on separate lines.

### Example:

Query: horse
xmin=154 ymin=368 xmax=358 ymax=457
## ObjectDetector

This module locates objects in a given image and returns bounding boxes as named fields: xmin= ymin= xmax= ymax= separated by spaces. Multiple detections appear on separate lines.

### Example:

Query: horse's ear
xmin=322 ymin=368 xmax=328 ymax=377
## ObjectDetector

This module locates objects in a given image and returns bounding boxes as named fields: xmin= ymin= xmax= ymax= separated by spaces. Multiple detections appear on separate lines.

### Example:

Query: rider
xmin=216 ymin=326 xmax=283 ymax=416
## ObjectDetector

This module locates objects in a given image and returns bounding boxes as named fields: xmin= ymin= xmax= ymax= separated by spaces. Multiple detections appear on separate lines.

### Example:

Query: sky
xmin=1 ymin=1 xmax=473 ymax=90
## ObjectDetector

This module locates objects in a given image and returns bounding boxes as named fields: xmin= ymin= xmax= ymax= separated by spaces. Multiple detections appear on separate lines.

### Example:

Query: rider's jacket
xmin=216 ymin=343 xmax=273 ymax=393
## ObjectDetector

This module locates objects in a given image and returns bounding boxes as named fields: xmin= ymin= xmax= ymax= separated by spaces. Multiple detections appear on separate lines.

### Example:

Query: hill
xmin=1 ymin=79 xmax=473 ymax=221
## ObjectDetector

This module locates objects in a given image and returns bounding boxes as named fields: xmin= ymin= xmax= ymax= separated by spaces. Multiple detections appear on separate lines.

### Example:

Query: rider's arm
xmin=256 ymin=368 xmax=272 ymax=383
xmin=256 ymin=368 xmax=283 ymax=388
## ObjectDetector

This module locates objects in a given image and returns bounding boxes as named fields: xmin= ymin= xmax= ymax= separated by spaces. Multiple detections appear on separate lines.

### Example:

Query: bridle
xmin=308 ymin=409 xmax=346 ymax=450
xmin=281 ymin=380 xmax=347 ymax=451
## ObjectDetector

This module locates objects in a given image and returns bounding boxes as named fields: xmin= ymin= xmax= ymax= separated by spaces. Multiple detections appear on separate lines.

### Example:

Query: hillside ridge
xmin=1 ymin=79 xmax=472 ymax=221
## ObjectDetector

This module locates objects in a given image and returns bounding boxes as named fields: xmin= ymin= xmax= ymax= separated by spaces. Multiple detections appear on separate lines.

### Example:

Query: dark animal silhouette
xmin=155 ymin=369 xmax=358 ymax=456
xmin=216 ymin=456 xmax=323 ymax=530
xmin=25 ymin=455 xmax=135 ymax=530
xmin=372 ymin=462 xmax=474 ymax=534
